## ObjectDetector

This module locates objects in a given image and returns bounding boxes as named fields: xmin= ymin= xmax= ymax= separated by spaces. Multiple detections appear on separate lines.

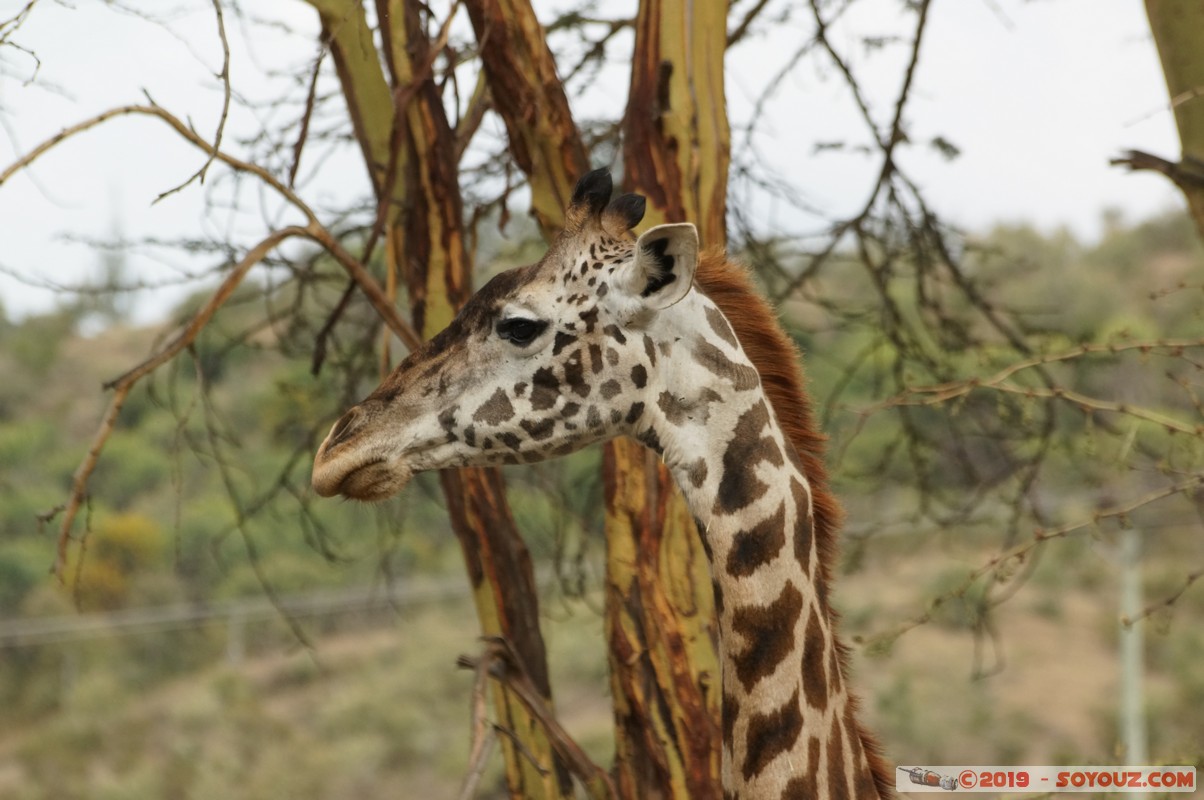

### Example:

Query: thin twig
xmin=53 ymin=226 xmax=306 ymax=578
xmin=459 ymin=637 xmax=618 ymax=799
xmin=290 ymin=48 xmax=325 ymax=189
xmin=457 ymin=651 xmax=499 ymax=800
xmin=863 ymin=474 xmax=1204 ymax=650
xmin=154 ymin=0 xmax=233 ymax=202
xmin=1123 ymin=566 xmax=1204 ymax=627
xmin=1 ymin=101 xmax=421 ymax=350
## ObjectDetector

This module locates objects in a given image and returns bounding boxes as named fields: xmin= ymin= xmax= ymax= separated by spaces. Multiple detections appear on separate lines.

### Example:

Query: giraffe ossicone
xmin=312 ymin=168 xmax=892 ymax=800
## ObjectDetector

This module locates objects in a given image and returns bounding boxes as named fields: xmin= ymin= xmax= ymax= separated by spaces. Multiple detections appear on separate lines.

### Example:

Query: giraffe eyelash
xmin=495 ymin=317 xmax=549 ymax=347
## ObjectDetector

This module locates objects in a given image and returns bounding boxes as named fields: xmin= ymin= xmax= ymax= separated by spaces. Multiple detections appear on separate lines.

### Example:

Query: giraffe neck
xmin=641 ymin=293 xmax=881 ymax=800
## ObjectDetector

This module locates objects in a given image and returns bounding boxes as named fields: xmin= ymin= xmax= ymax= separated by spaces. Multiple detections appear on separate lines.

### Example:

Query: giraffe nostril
xmin=325 ymin=407 xmax=363 ymax=451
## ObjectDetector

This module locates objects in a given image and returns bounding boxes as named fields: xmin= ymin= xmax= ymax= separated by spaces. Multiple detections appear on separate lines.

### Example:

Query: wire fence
xmin=0 ymin=577 xmax=470 ymax=648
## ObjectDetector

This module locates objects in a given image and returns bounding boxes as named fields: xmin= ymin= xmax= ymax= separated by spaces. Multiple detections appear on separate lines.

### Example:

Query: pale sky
xmin=0 ymin=0 xmax=1185 ymax=322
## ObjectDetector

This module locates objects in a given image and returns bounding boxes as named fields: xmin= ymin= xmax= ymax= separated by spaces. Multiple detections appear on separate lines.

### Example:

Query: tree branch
xmin=53 ymin=226 xmax=308 ymax=580
xmin=0 ymin=101 xmax=421 ymax=350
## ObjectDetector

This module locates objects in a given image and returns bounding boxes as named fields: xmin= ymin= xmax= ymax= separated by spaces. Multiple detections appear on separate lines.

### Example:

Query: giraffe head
xmin=311 ymin=169 xmax=701 ymax=501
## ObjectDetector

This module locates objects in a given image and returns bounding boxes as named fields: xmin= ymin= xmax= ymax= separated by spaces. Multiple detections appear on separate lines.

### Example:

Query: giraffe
xmin=311 ymin=168 xmax=893 ymax=800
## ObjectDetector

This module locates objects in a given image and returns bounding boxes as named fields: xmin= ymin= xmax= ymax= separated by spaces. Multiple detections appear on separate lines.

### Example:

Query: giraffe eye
xmin=496 ymin=317 xmax=548 ymax=347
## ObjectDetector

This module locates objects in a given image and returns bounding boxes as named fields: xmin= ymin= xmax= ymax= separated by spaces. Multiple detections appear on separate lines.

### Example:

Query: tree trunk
xmin=602 ymin=1 xmax=732 ymax=797
xmin=463 ymin=1 xmax=733 ymax=795
xmin=463 ymin=0 xmax=591 ymax=239
xmin=306 ymin=2 xmax=570 ymax=796
xmin=1143 ymin=0 xmax=1204 ymax=240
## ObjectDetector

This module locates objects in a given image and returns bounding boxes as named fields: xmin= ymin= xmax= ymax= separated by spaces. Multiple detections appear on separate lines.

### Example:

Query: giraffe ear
xmin=626 ymin=223 xmax=699 ymax=309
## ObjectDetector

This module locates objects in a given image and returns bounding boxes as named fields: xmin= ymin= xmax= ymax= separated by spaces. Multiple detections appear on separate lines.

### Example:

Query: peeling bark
xmin=463 ymin=0 xmax=591 ymax=238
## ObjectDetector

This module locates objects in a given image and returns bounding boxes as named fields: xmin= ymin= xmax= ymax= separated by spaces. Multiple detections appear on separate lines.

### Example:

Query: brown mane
xmin=695 ymin=249 xmax=894 ymax=799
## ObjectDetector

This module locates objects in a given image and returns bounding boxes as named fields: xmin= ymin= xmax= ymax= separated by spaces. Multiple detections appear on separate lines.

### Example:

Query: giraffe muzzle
xmin=311 ymin=406 xmax=416 ymax=500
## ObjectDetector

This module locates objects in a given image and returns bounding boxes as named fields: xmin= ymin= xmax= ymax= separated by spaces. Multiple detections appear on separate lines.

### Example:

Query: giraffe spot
xmin=521 ymin=418 xmax=555 ymax=441
xmin=482 ymin=437 xmax=494 ymax=450
xmin=600 ymin=379 xmax=622 ymax=400
xmin=625 ymin=402 xmax=644 ymax=425
xmin=741 ymin=689 xmax=803 ymax=783
xmin=438 ymin=406 xmax=459 ymax=441
xmin=603 ymin=324 xmax=627 ymax=344
xmin=705 ymin=305 xmax=740 ymax=348
xmin=578 ymin=307 xmax=599 ymax=333
xmin=588 ymin=344 xmax=604 ymax=374
xmin=579 ymin=261 xmax=589 ymax=276
xmin=421 ymin=360 xmax=443 ymax=381
xmin=687 ymin=458 xmax=708 ymax=488
xmin=553 ymin=331 xmax=578 ymax=356
xmin=564 ymin=350 xmax=590 ymax=397
xmin=551 ymin=441 xmax=576 ymax=457
xmin=658 ymin=388 xmax=723 ymax=427
xmin=713 ymin=401 xmax=785 ymax=516
xmin=828 ymin=714 xmax=851 ymax=800
xmin=636 ymin=426 xmax=662 ymax=453
xmin=643 ymin=334 xmax=658 ymax=367
xmin=597 ymin=282 xmax=608 ymax=298
xmin=694 ymin=339 xmax=760 ymax=390
xmin=657 ymin=391 xmax=688 ymax=425
xmin=731 ymin=582 xmax=803 ymax=692
xmin=726 ymin=501 xmax=787 ymax=578
xmin=514 ymin=382 xmax=528 ymax=397
xmin=530 ymin=367 xmax=559 ymax=410
xmin=721 ymin=691 xmax=740 ymax=750
xmin=610 ymin=408 xmax=623 ymax=425
xmin=781 ymin=737 xmax=821 ymax=800
xmin=606 ymin=347 xmax=620 ymax=366
xmin=463 ymin=425 xmax=476 ymax=447
xmin=792 ymin=477 xmax=814 ymax=575
xmin=562 ymin=402 xmax=581 ymax=418
xmin=631 ymin=364 xmax=647 ymax=388
xmin=498 ymin=432 xmax=522 ymax=450
xmin=592 ymin=260 xmax=604 ymax=270
xmin=586 ymin=405 xmax=603 ymax=429
xmin=802 ymin=604 xmax=829 ymax=712
xmin=473 ymin=388 xmax=514 ymax=425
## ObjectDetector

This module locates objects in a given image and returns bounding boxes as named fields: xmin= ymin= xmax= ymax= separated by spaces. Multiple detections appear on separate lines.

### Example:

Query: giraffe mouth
xmin=316 ymin=456 xmax=414 ymax=502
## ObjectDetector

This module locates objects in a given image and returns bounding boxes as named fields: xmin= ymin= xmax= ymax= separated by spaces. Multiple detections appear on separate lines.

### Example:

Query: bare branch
xmin=52 ymin=225 xmax=308 ymax=579
xmin=864 ymin=337 xmax=1204 ymax=437
xmin=1112 ymin=148 xmax=1204 ymax=192
xmin=154 ymin=0 xmax=233 ymax=202
xmin=862 ymin=474 xmax=1204 ymax=651
xmin=459 ymin=637 xmax=618 ymax=799
xmin=1123 ymin=565 xmax=1204 ymax=627
xmin=457 ymin=649 xmax=499 ymax=800
xmin=0 ymin=101 xmax=421 ymax=350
